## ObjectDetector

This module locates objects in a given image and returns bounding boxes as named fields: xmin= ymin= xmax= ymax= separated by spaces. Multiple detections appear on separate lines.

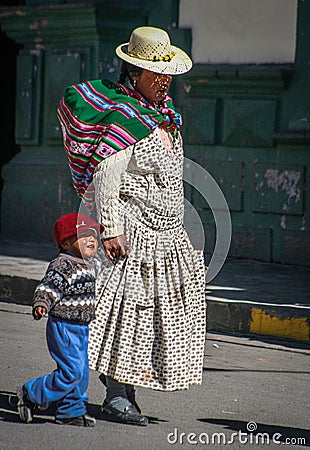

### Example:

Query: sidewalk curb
xmin=0 ymin=275 xmax=38 ymax=305
xmin=1 ymin=300 xmax=309 ymax=355
xmin=207 ymin=299 xmax=310 ymax=342
xmin=1 ymin=273 xmax=309 ymax=342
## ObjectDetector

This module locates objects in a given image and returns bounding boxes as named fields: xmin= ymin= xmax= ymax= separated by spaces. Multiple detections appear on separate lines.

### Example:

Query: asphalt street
xmin=0 ymin=302 xmax=309 ymax=450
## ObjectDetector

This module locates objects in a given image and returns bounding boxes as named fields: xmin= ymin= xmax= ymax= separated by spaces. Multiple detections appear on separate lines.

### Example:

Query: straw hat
xmin=115 ymin=26 xmax=192 ymax=75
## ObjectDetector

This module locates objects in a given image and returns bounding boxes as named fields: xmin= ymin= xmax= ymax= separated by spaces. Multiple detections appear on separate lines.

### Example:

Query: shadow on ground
xmin=0 ymin=390 xmax=166 ymax=426
xmin=203 ymin=367 xmax=310 ymax=374
xmin=198 ymin=418 xmax=310 ymax=447
xmin=0 ymin=390 xmax=55 ymax=424
xmin=209 ymin=331 xmax=310 ymax=352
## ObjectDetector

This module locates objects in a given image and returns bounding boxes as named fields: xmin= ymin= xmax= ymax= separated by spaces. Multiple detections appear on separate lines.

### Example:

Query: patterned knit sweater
xmin=32 ymin=252 xmax=96 ymax=324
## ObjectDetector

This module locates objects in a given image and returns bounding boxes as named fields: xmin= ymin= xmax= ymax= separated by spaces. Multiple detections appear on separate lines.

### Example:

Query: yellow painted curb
xmin=250 ymin=308 xmax=309 ymax=341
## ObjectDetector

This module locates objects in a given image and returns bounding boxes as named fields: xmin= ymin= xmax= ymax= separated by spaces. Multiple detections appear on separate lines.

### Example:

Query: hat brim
xmin=115 ymin=43 xmax=192 ymax=75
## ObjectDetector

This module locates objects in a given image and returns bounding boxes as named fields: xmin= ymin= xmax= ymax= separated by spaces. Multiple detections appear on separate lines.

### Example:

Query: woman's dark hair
xmin=118 ymin=61 xmax=143 ymax=85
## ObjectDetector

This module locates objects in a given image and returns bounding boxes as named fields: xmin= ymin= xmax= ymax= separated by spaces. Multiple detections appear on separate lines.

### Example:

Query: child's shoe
xmin=17 ymin=386 xmax=35 ymax=423
xmin=56 ymin=414 xmax=96 ymax=427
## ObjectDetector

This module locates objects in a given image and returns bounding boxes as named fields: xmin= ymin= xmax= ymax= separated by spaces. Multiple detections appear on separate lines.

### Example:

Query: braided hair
xmin=118 ymin=61 xmax=143 ymax=85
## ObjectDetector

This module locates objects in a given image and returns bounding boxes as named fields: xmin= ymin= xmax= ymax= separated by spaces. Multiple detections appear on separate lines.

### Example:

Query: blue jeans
xmin=25 ymin=316 xmax=89 ymax=419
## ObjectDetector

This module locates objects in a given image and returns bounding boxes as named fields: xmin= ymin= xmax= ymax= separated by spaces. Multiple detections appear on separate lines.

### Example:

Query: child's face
xmin=63 ymin=229 xmax=99 ymax=259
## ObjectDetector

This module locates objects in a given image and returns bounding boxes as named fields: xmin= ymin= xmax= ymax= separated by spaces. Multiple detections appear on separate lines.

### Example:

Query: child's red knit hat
xmin=53 ymin=212 xmax=104 ymax=248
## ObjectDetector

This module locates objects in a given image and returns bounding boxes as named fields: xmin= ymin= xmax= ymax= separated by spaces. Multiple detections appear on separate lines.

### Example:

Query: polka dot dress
xmin=88 ymin=127 xmax=206 ymax=391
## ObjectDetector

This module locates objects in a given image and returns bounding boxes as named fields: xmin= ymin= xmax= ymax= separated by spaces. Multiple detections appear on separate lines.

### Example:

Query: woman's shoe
xmin=101 ymin=396 xmax=148 ymax=426
xmin=98 ymin=374 xmax=142 ymax=414
xmin=125 ymin=385 xmax=142 ymax=414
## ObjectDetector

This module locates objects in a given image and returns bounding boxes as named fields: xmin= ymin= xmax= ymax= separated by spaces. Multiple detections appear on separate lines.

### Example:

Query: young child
xmin=17 ymin=212 xmax=103 ymax=427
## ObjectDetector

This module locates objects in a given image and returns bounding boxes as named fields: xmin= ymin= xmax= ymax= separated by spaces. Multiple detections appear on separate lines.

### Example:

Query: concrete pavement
xmin=0 ymin=239 xmax=309 ymax=342
xmin=0 ymin=302 xmax=309 ymax=450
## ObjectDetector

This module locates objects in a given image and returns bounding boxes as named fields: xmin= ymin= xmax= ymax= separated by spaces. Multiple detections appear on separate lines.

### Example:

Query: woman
xmin=58 ymin=26 xmax=206 ymax=426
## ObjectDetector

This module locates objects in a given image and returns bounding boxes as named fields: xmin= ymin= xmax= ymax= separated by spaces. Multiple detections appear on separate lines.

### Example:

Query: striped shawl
xmin=57 ymin=79 xmax=182 ymax=208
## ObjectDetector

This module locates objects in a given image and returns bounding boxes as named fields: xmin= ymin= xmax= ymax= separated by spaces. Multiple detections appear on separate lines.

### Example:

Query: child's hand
xmin=33 ymin=306 xmax=47 ymax=320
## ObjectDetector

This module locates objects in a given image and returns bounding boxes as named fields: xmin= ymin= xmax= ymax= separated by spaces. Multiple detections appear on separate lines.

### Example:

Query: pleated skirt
xmin=88 ymin=209 xmax=206 ymax=391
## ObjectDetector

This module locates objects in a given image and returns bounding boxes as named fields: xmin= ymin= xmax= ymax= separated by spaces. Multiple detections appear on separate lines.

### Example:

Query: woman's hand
xmin=33 ymin=306 xmax=47 ymax=320
xmin=102 ymin=234 xmax=131 ymax=260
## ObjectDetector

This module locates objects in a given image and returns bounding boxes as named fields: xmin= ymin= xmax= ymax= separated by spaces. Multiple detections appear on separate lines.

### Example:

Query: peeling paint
xmin=250 ymin=308 xmax=309 ymax=341
xmin=30 ymin=48 xmax=41 ymax=57
xmin=182 ymin=83 xmax=191 ymax=94
xmin=0 ymin=9 xmax=26 ymax=19
xmin=280 ymin=215 xmax=286 ymax=229
xmin=30 ymin=20 xmax=47 ymax=31
xmin=58 ymin=182 xmax=62 ymax=203
xmin=264 ymin=169 xmax=301 ymax=203
xmin=301 ymin=216 xmax=306 ymax=231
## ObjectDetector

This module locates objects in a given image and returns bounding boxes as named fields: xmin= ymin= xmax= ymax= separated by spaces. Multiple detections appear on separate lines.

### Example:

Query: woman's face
xmin=132 ymin=69 xmax=172 ymax=105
